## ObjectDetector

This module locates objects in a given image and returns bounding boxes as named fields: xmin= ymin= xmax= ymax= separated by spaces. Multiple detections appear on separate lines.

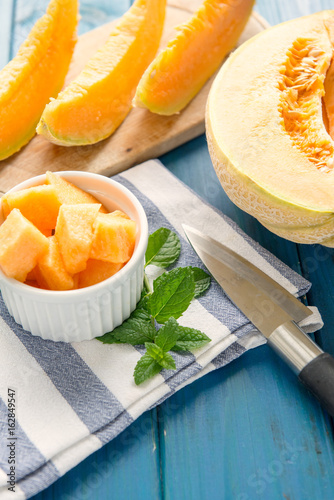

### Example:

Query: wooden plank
xmin=159 ymin=135 xmax=334 ymax=500
xmin=256 ymin=0 xmax=334 ymax=25
xmin=0 ymin=5 xmax=268 ymax=193
xmin=0 ymin=0 xmax=15 ymax=69
xmin=159 ymin=349 xmax=334 ymax=500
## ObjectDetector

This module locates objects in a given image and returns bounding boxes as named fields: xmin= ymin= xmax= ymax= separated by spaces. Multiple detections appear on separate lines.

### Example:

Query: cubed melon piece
xmin=1 ymin=185 xmax=61 ymax=232
xmin=35 ymin=236 xmax=74 ymax=291
xmin=45 ymin=171 xmax=108 ymax=213
xmin=0 ymin=209 xmax=49 ymax=282
xmin=55 ymin=203 xmax=101 ymax=274
xmin=109 ymin=210 xmax=131 ymax=220
xmin=76 ymin=259 xmax=123 ymax=288
xmin=25 ymin=280 xmax=41 ymax=289
xmin=41 ymin=228 xmax=53 ymax=237
xmin=26 ymin=268 xmax=37 ymax=281
xmin=90 ymin=212 xmax=136 ymax=263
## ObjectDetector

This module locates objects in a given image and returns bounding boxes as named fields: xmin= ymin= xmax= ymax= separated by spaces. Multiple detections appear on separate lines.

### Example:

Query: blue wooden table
xmin=2 ymin=1 xmax=334 ymax=499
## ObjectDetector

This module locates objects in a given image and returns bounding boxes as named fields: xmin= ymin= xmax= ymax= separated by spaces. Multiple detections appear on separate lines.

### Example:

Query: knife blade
xmin=183 ymin=224 xmax=334 ymax=417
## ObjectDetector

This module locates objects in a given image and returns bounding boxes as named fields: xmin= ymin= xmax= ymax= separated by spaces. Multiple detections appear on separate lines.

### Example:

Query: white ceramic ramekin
xmin=0 ymin=171 xmax=148 ymax=342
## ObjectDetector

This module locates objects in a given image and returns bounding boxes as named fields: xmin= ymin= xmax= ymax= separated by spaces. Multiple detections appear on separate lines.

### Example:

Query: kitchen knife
xmin=183 ymin=224 xmax=334 ymax=417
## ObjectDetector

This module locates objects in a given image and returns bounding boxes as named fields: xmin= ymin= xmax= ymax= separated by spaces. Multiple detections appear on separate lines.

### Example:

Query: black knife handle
xmin=268 ymin=321 xmax=334 ymax=417
xmin=299 ymin=353 xmax=334 ymax=418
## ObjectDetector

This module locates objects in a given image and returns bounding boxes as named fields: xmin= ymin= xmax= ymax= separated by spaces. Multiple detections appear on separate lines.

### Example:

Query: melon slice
xmin=76 ymin=260 xmax=124 ymax=288
xmin=90 ymin=213 xmax=136 ymax=263
xmin=1 ymin=185 xmax=61 ymax=232
xmin=37 ymin=0 xmax=166 ymax=146
xmin=206 ymin=11 xmax=334 ymax=246
xmin=45 ymin=171 xmax=108 ymax=212
xmin=0 ymin=209 xmax=49 ymax=282
xmin=133 ymin=0 xmax=254 ymax=115
xmin=55 ymin=204 xmax=101 ymax=274
xmin=0 ymin=0 xmax=78 ymax=160
xmin=35 ymin=236 xmax=74 ymax=291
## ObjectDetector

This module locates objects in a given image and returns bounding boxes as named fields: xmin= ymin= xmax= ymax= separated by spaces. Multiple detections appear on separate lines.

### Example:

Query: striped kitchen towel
xmin=0 ymin=160 xmax=323 ymax=500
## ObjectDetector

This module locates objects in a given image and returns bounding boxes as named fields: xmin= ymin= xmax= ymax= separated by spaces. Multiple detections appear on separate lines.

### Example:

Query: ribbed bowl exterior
xmin=0 ymin=258 xmax=145 ymax=341
xmin=0 ymin=172 xmax=148 ymax=342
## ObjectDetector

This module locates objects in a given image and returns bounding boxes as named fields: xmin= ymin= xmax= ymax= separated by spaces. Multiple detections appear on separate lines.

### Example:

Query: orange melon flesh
xmin=0 ymin=209 xmax=49 ymax=282
xmin=37 ymin=0 xmax=167 ymax=146
xmin=25 ymin=280 xmax=41 ymax=289
xmin=45 ymin=171 xmax=108 ymax=213
xmin=90 ymin=213 xmax=136 ymax=263
xmin=133 ymin=0 xmax=255 ymax=115
xmin=35 ymin=236 xmax=74 ymax=291
xmin=55 ymin=204 xmax=101 ymax=274
xmin=1 ymin=185 xmax=61 ymax=232
xmin=0 ymin=0 xmax=79 ymax=160
xmin=76 ymin=260 xmax=124 ymax=288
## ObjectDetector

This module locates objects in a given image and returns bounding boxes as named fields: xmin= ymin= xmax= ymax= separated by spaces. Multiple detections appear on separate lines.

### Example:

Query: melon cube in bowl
xmin=35 ymin=236 xmax=74 ymax=291
xmin=55 ymin=203 xmax=101 ymax=274
xmin=90 ymin=212 xmax=136 ymax=263
xmin=45 ymin=171 xmax=108 ymax=212
xmin=1 ymin=185 xmax=61 ymax=232
xmin=76 ymin=259 xmax=124 ymax=288
xmin=0 ymin=209 xmax=49 ymax=282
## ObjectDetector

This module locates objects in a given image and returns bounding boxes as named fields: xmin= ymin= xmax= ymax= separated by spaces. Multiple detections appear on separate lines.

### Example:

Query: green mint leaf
xmin=95 ymin=332 xmax=124 ymax=344
xmin=155 ymin=317 xmax=179 ymax=352
xmin=148 ymin=267 xmax=195 ymax=323
xmin=130 ymin=295 xmax=151 ymax=322
xmin=160 ymin=351 xmax=176 ymax=370
xmin=191 ymin=267 xmax=211 ymax=298
xmin=145 ymin=342 xmax=166 ymax=363
xmin=112 ymin=318 xmax=156 ymax=345
xmin=97 ymin=295 xmax=152 ymax=345
xmin=145 ymin=228 xmax=181 ymax=268
xmin=172 ymin=325 xmax=211 ymax=351
xmin=145 ymin=343 xmax=176 ymax=370
xmin=134 ymin=353 xmax=162 ymax=385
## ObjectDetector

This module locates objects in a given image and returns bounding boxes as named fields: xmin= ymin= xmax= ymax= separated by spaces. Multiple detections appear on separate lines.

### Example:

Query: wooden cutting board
xmin=0 ymin=1 xmax=269 ymax=193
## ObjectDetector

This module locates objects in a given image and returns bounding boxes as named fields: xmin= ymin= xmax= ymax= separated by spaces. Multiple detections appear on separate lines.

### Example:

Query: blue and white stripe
xmin=0 ymin=160 xmax=322 ymax=499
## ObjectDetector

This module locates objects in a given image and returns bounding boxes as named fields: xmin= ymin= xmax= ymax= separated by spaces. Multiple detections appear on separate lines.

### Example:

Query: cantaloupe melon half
xmin=37 ymin=0 xmax=166 ymax=146
xmin=0 ymin=0 xmax=78 ymax=161
xmin=206 ymin=11 xmax=334 ymax=246
xmin=133 ymin=0 xmax=255 ymax=115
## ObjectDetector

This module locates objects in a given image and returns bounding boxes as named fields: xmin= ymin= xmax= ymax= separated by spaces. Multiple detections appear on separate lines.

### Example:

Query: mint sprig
xmin=97 ymin=227 xmax=212 ymax=384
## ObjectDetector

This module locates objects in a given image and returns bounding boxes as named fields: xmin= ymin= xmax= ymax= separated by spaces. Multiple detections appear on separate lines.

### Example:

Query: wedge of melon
xmin=90 ymin=213 xmax=136 ymax=263
xmin=0 ymin=0 xmax=78 ymax=160
xmin=206 ymin=11 xmax=334 ymax=246
xmin=45 ymin=171 xmax=108 ymax=212
xmin=1 ymin=185 xmax=61 ymax=232
xmin=37 ymin=0 xmax=166 ymax=146
xmin=35 ymin=236 xmax=74 ymax=291
xmin=0 ymin=209 xmax=49 ymax=282
xmin=76 ymin=260 xmax=124 ymax=288
xmin=55 ymin=204 xmax=101 ymax=274
xmin=133 ymin=0 xmax=254 ymax=115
